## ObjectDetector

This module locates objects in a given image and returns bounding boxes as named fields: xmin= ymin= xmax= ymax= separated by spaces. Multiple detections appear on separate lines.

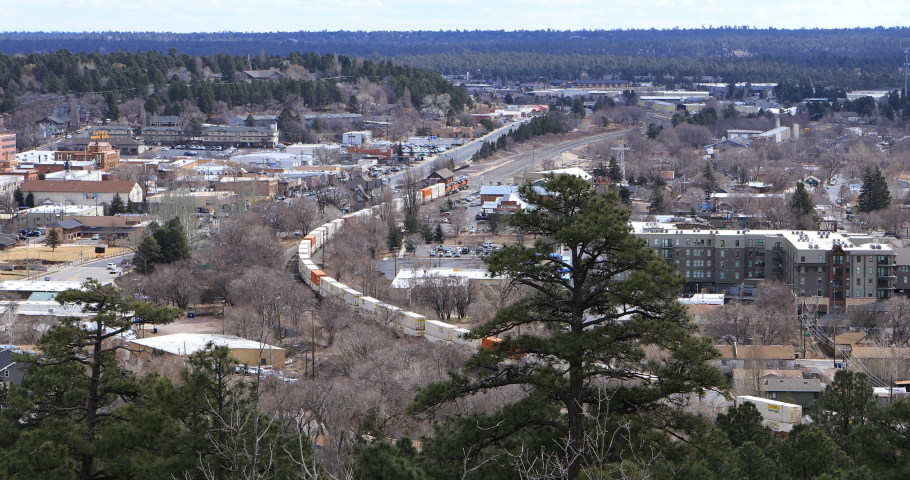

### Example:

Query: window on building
xmin=869 ymin=267 xmax=874 ymax=275
xmin=818 ymin=278 xmax=823 ymax=284
xmin=748 ymin=239 xmax=754 ymax=246
xmin=720 ymin=240 xmax=725 ymax=247
xmin=801 ymin=267 xmax=806 ymax=273
xmin=735 ymin=272 xmax=740 ymax=279
xmin=856 ymin=267 xmax=862 ymax=275
xmin=817 ymin=289 xmax=822 ymax=297
xmin=720 ymin=272 xmax=726 ymax=279
xmin=685 ymin=260 xmax=691 ymax=267
xmin=869 ymin=278 xmax=874 ymax=286
xmin=735 ymin=240 xmax=740 ymax=247
xmin=720 ymin=250 xmax=726 ymax=258
xmin=686 ymin=249 xmax=691 ymax=256
xmin=857 ymin=278 xmax=862 ymax=286
xmin=869 ymin=290 xmax=874 ymax=297
xmin=800 ymin=277 xmax=805 ymax=285
xmin=856 ymin=289 xmax=862 ymax=297
xmin=686 ymin=239 xmax=691 ymax=246
xmin=801 ymin=255 xmax=806 ymax=262
xmin=819 ymin=255 xmax=824 ymax=262
xmin=735 ymin=261 xmax=740 ymax=268
xmin=870 ymin=256 xmax=875 ymax=262
xmin=818 ymin=267 xmax=823 ymax=273
xmin=756 ymin=239 xmax=765 ymax=246
xmin=736 ymin=251 xmax=740 ymax=258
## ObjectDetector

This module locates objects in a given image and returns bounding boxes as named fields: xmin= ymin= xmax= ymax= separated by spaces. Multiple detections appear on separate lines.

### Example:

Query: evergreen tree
xmin=105 ymin=91 xmax=120 ymax=120
xmin=108 ymin=192 xmax=126 ymax=215
xmin=702 ymin=162 xmax=719 ymax=197
xmin=12 ymin=188 xmax=23 ymax=208
xmin=857 ymin=166 xmax=891 ymax=213
xmin=410 ymin=174 xmax=723 ymax=480
xmin=134 ymin=235 xmax=161 ymax=274
xmin=126 ymin=198 xmax=135 ymax=214
xmin=646 ymin=122 xmax=664 ymax=139
xmin=244 ymin=113 xmax=256 ymax=127
xmin=152 ymin=217 xmax=191 ymax=264
xmin=24 ymin=191 xmax=34 ymax=208
xmin=789 ymin=182 xmax=816 ymax=218
xmin=716 ymin=402 xmax=772 ymax=448
xmin=812 ymin=369 xmax=876 ymax=454
xmin=648 ymin=188 xmax=666 ymax=213
xmin=386 ymin=221 xmax=403 ymax=252
xmin=618 ymin=185 xmax=631 ymax=204
xmin=433 ymin=224 xmax=444 ymax=243
xmin=0 ymin=281 xmax=180 ymax=480
xmin=607 ymin=156 xmax=622 ymax=183
xmin=45 ymin=229 xmax=61 ymax=251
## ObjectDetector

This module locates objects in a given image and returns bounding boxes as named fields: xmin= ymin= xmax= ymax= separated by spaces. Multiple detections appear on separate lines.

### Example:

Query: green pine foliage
xmin=410 ymin=174 xmax=724 ymax=480
xmin=108 ymin=192 xmax=126 ymax=215
xmin=857 ymin=166 xmax=891 ymax=213
xmin=45 ymin=229 xmax=61 ymax=251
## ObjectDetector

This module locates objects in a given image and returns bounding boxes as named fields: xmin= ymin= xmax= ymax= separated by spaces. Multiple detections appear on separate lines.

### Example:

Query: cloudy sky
xmin=4 ymin=0 xmax=909 ymax=32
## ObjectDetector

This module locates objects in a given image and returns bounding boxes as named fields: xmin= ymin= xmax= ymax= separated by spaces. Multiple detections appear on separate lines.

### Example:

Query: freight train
xmin=297 ymin=197 xmax=483 ymax=349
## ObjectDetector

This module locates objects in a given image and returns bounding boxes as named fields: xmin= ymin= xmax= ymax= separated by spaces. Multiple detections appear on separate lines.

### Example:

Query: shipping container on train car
xmin=342 ymin=288 xmax=362 ymax=309
xmin=332 ymin=218 xmax=345 ymax=234
xmin=425 ymin=320 xmax=455 ymax=342
xmin=321 ymin=222 xmax=336 ymax=237
xmin=303 ymin=235 xmax=317 ymax=249
xmin=453 ymin=328 xmax=480 ymax=348
xmin=420 ymin=187 xmax=433 ymax=201
xmin=308 ymin=269 xmax=326 ymax=288
xmin=374 ymin=303 xmax=402 ymax=324
xmin=399 ymin=312 xmax=426 ymax=334
xmin=318 ymin=277 xmax=338 ymax=296
xmin=298 ymin=241 xmax=311 ymax=259
xmin=431 ymin=182 xmax=445 ymax=199
xmin=359 ymin=296 xmax=380 ymax=313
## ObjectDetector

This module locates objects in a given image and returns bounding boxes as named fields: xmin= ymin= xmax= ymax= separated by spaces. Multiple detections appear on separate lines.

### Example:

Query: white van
xmin=107 ymin=263 xmax=117 ymax=270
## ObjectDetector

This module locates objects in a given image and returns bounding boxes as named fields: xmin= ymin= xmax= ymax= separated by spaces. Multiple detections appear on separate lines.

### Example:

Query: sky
xmin=4 ymin=0 xmax=910 ymax=32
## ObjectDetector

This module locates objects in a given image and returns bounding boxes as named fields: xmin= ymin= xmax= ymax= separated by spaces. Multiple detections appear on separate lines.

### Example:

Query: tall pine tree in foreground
xmin=411 ymin=174 xmax=723 ymax=480
xmin=857 ymin=166 xmax=891 ymax=213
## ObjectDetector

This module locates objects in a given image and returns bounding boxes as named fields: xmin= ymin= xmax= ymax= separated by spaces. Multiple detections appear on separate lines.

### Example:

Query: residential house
xmin=0 ymin=346 xmax=33 ymax=385
xmin=237 ymin=70 xmax=284 ymax=82
xmin=36 ymin=116 xmax=66 ymax=138
xmin=428 ymin=168 xmax=455 ymax=186
xmin=715 ymin=344 xmax=797 ymax=378
xmin=346 ymin=177 xmax=384 ymax=203
xmin=759 ymin=377 xmax=825 ymax=408
xmin=59 ymin=214 xmax=150 ymax=240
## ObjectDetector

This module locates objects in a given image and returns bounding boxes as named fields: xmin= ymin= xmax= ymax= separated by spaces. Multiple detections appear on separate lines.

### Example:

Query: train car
xmin=374 ymin=302 xmax=402 ymax=324
xmin=425 ymin=320 xmax=456 ymax=342
xmin=452 ymin=328 xmax=480 ymax=348
xmin=431 ymin=182 xmax=445 ymax=199
xmin=298 ymin=242 xmax=311 ymax=259
xmin=332 ymin=218 xmax=345 ymax=234
xmin=308 ymin=269 xmax=327 ymax=289
xmin=399 ymin=312 xmax=426 ymax=334
xmin=342 ymin=288 xmax=362 ymax=309
xmin=420 ymin=187 xmax=433 ymax=203
xmin=359 ymin=296 xmax=380 ymax=313
xmin=318 ymin=277 xmax=338 ymax=296
xmin=321 ymin=222 xmax=336 ymax=237
xmin=303 ymin=234 xmax=317 ymax=250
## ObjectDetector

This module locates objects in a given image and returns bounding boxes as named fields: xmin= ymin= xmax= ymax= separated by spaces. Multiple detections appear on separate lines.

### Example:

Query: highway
xmin=40 ymin=255 xmax=131 ymax=283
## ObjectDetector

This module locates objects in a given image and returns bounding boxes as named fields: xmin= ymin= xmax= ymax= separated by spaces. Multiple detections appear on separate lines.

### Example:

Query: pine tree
xmin=857 ymin=166 xmax=891 ymax=213
xmin=386 ymin=222 xmax=403 ymax=252
xmin=245 ymin=114 xmax=256 ymax=127
xmin=45 ymin=229 xmax=61 ymax=251
xmin=153 ymin=218 xmax=191 ymax=264
xmin=126 ymin=198 xmax=135 ymax=214
xmin=24 ymin=192 xmax=34 ymax=208
xmin=789 ymin=182 xmax=815 ymax=216
xmin=0 ymin=282 xmax=180 ymax=479
xmin=702 ymin=162 xmax=719 ymax=197
xmin=108 ymin=192 xmax=126 ymax=215
xmin=607 ymin=156 xmax=622 ymax=183
xmin=134 ymin=235 xmax=161 ymax=274
xmin=433 ymin=224 xmax=444 ymax=243
xmin=648 ymin=188 xmax=666 ymax=213
xmin=411 ymin=174 xmax=723 ymax=480
xmin=13 ymin=188 xmax=23 ymax=208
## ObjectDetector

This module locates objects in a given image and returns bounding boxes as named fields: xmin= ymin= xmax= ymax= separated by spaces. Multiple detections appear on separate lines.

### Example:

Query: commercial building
xmin=630 ymin=220 xmax=896 ymax=311
xmin=53 ymin=142 xmax=121 ymax=171
xmin=129 ymin=333 xmax=285 ymax=366
xmin=14 ymin=204 xmax=103 ymax=230
xmin=19 ymin=180 xmax=143 ymax=207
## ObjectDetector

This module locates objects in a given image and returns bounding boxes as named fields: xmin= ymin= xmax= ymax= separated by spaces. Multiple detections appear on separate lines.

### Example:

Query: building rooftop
xmin=131 ymin=333 xmax=283 ymax=356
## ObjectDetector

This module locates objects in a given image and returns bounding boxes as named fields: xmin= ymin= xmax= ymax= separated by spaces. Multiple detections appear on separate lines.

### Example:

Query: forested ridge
xmin=2 ymin=28 xmax=910 ymax=86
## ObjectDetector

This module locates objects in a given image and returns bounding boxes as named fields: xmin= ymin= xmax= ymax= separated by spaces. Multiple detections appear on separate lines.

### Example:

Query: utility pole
xmin=905 ymin=49 xmax=910 ymax=99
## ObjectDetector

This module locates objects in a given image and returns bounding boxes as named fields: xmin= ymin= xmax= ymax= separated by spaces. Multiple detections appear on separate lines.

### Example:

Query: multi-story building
xmin=630 ymin=221 xmax=896 ymax=311
xmin=53 ymin=142 xmax=121 ymax=171
xmin=0 ymin=132 xmax=16 ymax=165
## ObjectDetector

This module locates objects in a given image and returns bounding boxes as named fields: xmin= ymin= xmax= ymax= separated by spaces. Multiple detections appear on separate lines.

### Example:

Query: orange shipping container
xmin=303 ymin=235 xmax=317 ymax=248
xmin=421 ymin=188 xmax=432 ymax=197
xmin=310 ymin=269 xmax=327 ymax=286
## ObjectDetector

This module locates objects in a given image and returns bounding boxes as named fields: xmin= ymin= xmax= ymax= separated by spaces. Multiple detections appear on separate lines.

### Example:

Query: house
xmin=130 ymin=333 xmax=285 ymax=366
xmin=36 ymin=116 xmax=66 ymax=138
xmin=59 ymin=215 xmax=150 ymax=240
xmin=759 ymin=377 xmax=825 ymax=408
xmin=825 ymin=331 xmax=875 ymax=358
xmin=19 ymin=180 xmax=143 ymax=207
xmin=849 ymin=346 xmax=910 ymax=383
xmin=802 ymin=176 xmax=822 ymax=187
xmin=95 ymin=125 xmax=135 ymax=138
xmin=237 ymin=70 xmax=284 ymax=82
xmin=50 ymin=218 xmax=84 ymax=241
xmin=715 ymin=344 xmax=797 ymax=377
xmin=346 ymin=177 xmax=384 ymax=203
xmin=0 ymin=345 xmax=33 ymax=385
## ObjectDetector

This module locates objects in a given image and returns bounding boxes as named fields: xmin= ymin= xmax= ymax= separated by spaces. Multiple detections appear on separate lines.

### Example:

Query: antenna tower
xmin=611 ymin=140 xmax=630 ymax=183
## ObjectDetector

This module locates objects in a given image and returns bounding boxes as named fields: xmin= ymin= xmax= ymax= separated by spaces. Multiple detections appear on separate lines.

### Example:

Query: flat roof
xmin=0 ymin=280 xmax=110 ymax=292
xmin=131 ymin=333 xmax=283 ymax=356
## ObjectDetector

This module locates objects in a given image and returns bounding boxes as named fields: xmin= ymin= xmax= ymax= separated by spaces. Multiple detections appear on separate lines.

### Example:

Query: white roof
xmin=131 ymin=333 xmax=283 ymax=356
xmin=391 ymin=268 xmax=504 ymax=288
xmin=0 ymin=280 xmax=110 ymax=292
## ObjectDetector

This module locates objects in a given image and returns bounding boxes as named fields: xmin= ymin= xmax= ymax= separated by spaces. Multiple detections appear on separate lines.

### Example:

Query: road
xmin=41 ymin=255 xmax=131 ymax=282
xmin=472 ymin=129 xmax=631 ymax=186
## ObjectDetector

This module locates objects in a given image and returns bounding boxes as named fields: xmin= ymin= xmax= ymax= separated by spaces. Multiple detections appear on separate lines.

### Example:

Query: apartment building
xmin=630 ymin=221 xmax=896 ymax=311
xmin=0 ymin=132 xmax=15 ymax=165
